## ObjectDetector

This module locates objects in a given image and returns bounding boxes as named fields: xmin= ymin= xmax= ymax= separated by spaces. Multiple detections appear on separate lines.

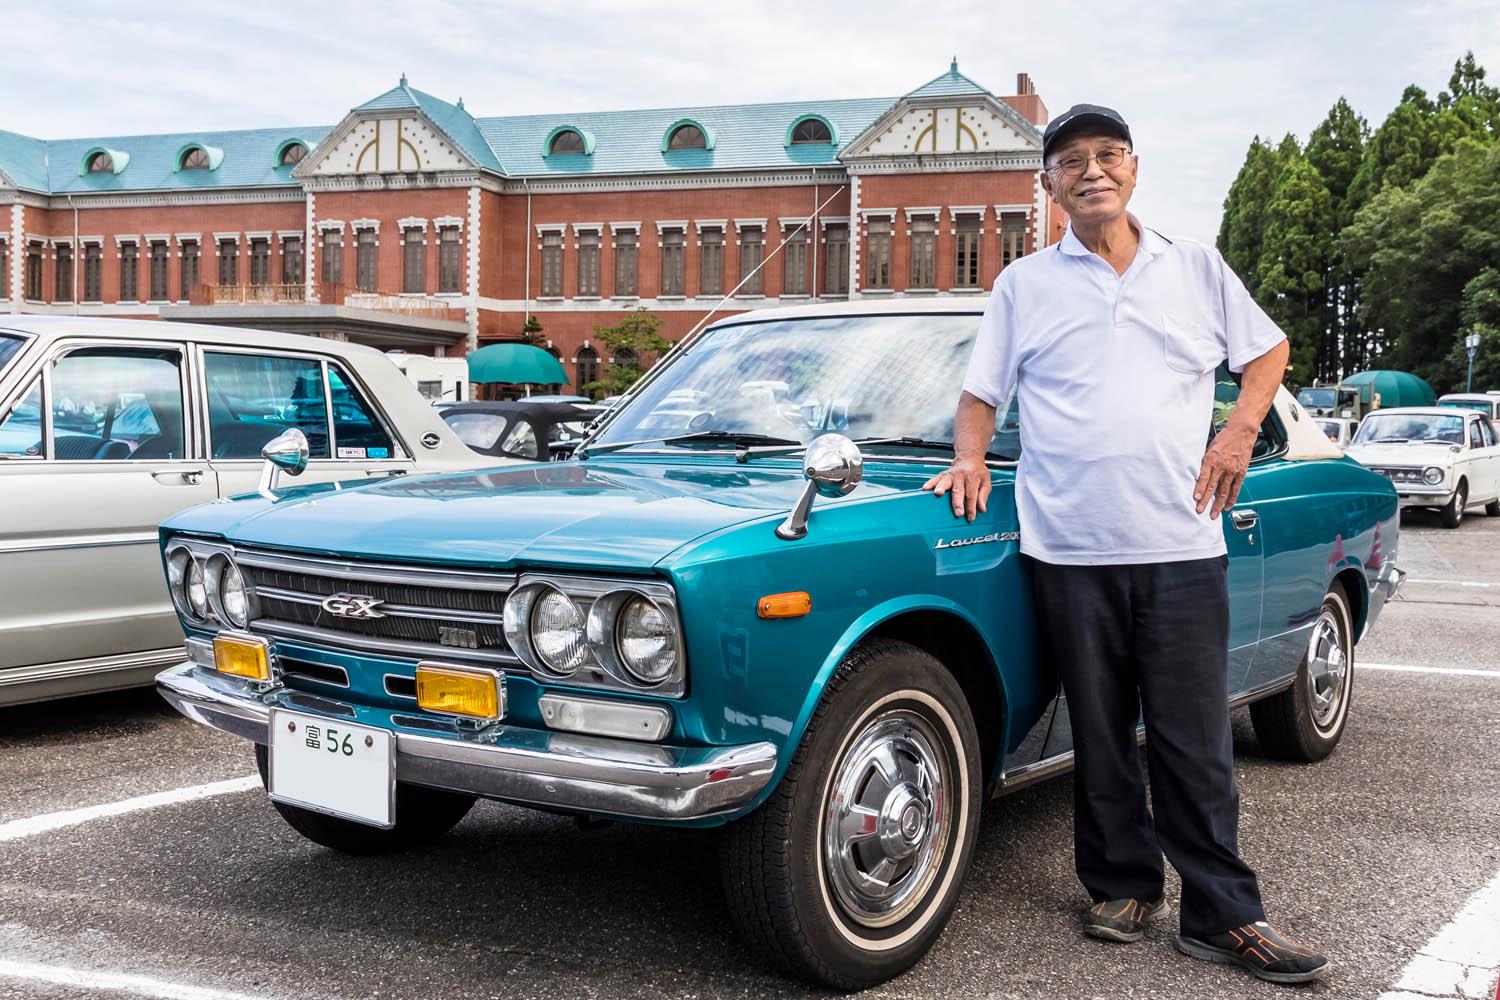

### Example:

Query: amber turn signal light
xmin=415 ymin=663 xmax=506 ymax=720
xmin=213 ymin=633 xmax=272 ymax=681
xmin=758 ymin=591 xmax=811 ymax=619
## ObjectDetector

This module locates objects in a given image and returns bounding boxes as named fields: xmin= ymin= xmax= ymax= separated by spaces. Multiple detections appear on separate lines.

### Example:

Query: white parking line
xmin=0 ymin=775 xmax=258 ymax=843
xmin=1406 ymin=578 xmax=1500 ymax=588
xmin=1376 ymin=868 xmax=1500 ymax=1000
xmin=1361 ymin=662 xmax=1500 ymax=679
xmin=0 ymin=958 xmax=286 ymax=1000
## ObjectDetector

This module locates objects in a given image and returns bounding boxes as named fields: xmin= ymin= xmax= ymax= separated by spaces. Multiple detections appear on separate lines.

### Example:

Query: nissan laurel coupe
xmin=155 ymin=300 xmax=1404 ymax=990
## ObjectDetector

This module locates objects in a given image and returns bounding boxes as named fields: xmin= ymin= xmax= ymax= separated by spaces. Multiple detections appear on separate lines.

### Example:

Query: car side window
xmin=1211 ymin=363 xmax=1282 ymax=459
xmin=0 ymin=380 xmax=44 ymax=458
xmin=328 ymin=365 xmax=397 ymax=460
xmin=443 ymin=411 xmax=507 ymax=450
xmin=204 ymin=352 xmax=331 ymax=460
xmin=500 ymin=419 xmax=539 ymax=459
xmin=49 ymin=347 xmax=185 ymax=461
xmin=1469 ymin=420 xmax=1484 ymax=450
xmin=1480 ymin=419 xmax=1497 ymax=448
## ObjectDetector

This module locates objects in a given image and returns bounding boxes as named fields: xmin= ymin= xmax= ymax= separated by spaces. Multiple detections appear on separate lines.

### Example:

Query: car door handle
xmin=1230 ymin=508 xmax=1257 ymax=531
xmin=153 ymin=469 xmax=204 ymax=486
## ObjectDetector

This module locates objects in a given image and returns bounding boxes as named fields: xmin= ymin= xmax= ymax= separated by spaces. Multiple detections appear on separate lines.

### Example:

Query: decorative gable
xmin=856 ymin=104 xmax=1033 ymax=156
xmin=302 ymin=115 xmax=473 ymax=177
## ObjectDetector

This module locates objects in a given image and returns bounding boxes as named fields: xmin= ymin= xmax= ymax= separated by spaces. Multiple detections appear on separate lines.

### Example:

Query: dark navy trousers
xmin=1027 ymin=554 xmax=1266 ymax=938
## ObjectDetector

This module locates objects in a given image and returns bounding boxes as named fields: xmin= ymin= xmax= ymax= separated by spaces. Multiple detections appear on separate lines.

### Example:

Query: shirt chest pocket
xmin=1160 ymin=313 xmax=1223 ymax=375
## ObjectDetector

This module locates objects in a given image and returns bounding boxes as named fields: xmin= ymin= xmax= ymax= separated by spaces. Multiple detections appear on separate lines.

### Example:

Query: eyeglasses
xmin=1046 ymin=146 xmax=1132 ymax=177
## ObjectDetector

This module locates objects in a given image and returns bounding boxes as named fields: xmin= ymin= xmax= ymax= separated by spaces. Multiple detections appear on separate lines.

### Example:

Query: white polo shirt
xmin=961 ymin=216 xmax=1286 ymax=565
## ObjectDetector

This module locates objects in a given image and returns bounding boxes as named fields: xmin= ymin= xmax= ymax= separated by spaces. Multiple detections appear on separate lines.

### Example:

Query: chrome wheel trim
xmin=1305 ymin=604 xmax=1349 ymax=732
xmin=1455 ymin=485 xmax=1466 ymax=523
xmin=822 ymin=710 xmax=952 ymax=929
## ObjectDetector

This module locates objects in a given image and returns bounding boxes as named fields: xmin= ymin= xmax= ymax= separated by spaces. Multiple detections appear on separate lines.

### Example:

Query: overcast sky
xmin=5 ymin=0 xmax=1497 ymax=243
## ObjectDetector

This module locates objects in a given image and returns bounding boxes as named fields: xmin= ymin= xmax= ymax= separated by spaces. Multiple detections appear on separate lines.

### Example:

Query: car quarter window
xmin=203 ymin=351 xmax=331 ymax=460
xmin=1480 ymin=418 xmax=1497 ymax=448
xmin=0 ymin=380 xmax=44 ymax=458
xmin=47 ymin=346 xmax=186 ymax=461
xmin=327 ymin=365 xmax=398 ymax=460
xmin=1469 ymin=419 xmax=1484 ymax=449
xmin=1212 ymin=364 xmax=1283 ymax=459
xmin=500 ymin=419 xmax=539 ymax=459
xmin=443 ymin=411 xmax=508 ymax=450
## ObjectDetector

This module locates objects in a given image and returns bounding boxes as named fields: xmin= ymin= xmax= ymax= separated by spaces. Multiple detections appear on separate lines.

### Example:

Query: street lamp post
xmin=1465 ymin=332 xmax=1481 ymax=393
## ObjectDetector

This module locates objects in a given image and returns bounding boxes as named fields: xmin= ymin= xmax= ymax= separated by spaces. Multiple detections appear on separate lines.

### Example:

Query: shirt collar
xmin=1059 ymin=213 xmax=1171 ymax=258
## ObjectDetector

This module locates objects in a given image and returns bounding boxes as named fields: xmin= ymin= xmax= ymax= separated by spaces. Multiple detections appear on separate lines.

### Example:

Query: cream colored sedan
xmin=0 ymin=317 xmax=493 ymax=706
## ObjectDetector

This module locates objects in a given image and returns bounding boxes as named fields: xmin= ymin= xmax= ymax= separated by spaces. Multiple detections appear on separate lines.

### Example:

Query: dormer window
xmin=789 ymin=117 xmax=833 ymax=144
xmin=80 ymin=147 xmax=128 ymax=176
xmin=86 ymin=152 xmax=114 ymax=173
xmin=180 ymin=147 xmax=211 ymax=170
xmin=279 ymin=142 xmax=308 ymax=166
xmin=549 ymin=130 xmax=585 ymax=155
xmin=667 ymin=124 xmax=706 ymax=150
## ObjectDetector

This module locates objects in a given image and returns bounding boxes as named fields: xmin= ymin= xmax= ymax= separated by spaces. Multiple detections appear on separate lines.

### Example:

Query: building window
xmin=216 ymin=239 xmax=236 ymax=286
xmin=0 ymin=243 xmax=7 ymax=298
xmin=549 ymin=130 xmax=584 ymax=155
xmin=660 ymin=227 xmax=685 ymax=296
xmin=402 ymin=228 xmax=425 ymax=293
xmin=790 ymin=117 xmax=833 ymax=144
xmin=824 ymin=224 xmax=849 ymax=295
xmin=55 ymin=245 xmax=73 ymax=302
xmin=667 ymin=124 xmax=706 ymax=149
xmin=577 ymin=230 xmax=600 ymax=296
xmin=738 ymin=225 xmax=764 ymax=295
xmin=614 ymin=346 xmax=638 ymax=370
xmin=122 ymin=241 xmax=141 ymax=299
xmin=955 ymin=215 xmax=981 ymax=288
xmin=279 ymin=142 xmax=308 ymax=166
xmin=150 ymin=241 xmax=170 ymax=300
xmin=355 ymin=229 xmax=377 ymax=292
xmin=281 ymin=236 xmax=302 ymax=285
xmin=699 ymin=227 xmax=723 ymax=296
xmin=613 ymin=228 xmax=638 ymax=296
xmin=576 ymin=345 xmax=600 ymax=392
xmin=321 ymin=231 xmax=343 ymax=286
xmin=782 ymin=224 xmax=809 ymax=295
xmin=87 ymin=151 xmax=114 ymax=173
xmin=249 ymin=238 xmax=270 ymax=286
xmin=83 ymin=244 xmax=102 ymax=302
xmin=865 ymin=218 xmax=891 ymax=289
xmin=180 ymin=241 xmax=199 ymax=299
xmin=540 ymin=230 xmax=563 ymax=297
xmin=909 ymin=214 xmax=936 ymax=289
xmin=1001 ymin=213 xmax=1027 ymax=269
xmin=180 ymin=147 xmax=210 ymax=170
xmin=438 ymin=226 xmax=462 ymax=293
xmin=26 ymin=244 xmax=42 ymax=300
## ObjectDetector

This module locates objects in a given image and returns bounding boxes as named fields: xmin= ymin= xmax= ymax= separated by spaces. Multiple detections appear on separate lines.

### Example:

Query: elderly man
xmin=925 ymin=105 xmax=1329 ymax=985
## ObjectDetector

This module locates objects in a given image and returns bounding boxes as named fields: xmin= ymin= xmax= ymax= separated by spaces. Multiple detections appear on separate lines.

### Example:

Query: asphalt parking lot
xmin=1 ymin=513 xmax=1497 ymax=1000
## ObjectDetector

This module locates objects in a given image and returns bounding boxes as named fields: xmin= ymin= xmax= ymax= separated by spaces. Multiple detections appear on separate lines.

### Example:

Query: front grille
xmin=237 ymin=549 xmax=517 ymax=666
xmin=1368 ymin=466 xmax=1427 ymax=484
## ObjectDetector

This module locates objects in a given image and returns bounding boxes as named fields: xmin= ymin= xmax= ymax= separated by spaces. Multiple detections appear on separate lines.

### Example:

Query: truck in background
xmin=386 ymin=352 xmax=471 ymax=404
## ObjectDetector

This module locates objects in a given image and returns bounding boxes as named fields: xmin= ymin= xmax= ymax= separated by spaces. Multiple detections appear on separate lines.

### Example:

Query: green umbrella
xmin=1342 ymin=370 xmax=1437 ymax=409
xmin=467 ymin=343 xmax=567 ymax=385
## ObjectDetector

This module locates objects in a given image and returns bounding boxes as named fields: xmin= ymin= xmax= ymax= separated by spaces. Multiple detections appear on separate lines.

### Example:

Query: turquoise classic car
xmin=156 ymin=300 xmax=1403 ymax=990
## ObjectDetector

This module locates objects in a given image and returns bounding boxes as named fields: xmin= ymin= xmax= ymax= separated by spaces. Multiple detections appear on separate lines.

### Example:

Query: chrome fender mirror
xmin=258 ymin=428 xmax=310 ymax=498
xmin=776 ymin=434 xmax=863 ymax=540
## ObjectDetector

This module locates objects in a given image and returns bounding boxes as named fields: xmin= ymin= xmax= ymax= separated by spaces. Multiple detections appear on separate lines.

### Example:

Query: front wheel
xmin=719 ymin=639 xmax=982 ymax=990
xmin=1250 ymin=586 xmax=1354 ymax=762
xmin=254 ymin=743 xmax=476 ymax=854
xmin=1440 ymin=481 xmax=1467 ymax=528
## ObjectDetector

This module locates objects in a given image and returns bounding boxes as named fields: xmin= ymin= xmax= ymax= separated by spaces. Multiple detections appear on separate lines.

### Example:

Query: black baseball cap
xmin=1042 ymin=104 xmax=1132 ymax=161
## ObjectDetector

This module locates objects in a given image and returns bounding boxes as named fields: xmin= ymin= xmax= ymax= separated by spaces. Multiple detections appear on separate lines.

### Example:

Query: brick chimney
xmin=1002 ymin=72 xmax=1049 ymax=126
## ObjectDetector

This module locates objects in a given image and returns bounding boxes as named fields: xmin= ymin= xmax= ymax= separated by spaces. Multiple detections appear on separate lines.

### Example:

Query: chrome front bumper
xmin=156 ymin=663 xmax=777 ymax=822
xmin=1396 ymin=487 xmax=1454 ymax=507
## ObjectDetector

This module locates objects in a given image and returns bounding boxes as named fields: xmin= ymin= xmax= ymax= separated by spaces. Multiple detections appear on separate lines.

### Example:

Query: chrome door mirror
xmin=258 ymin=428 xmax=309 ymax=498
xmin=777 ymin=434 xmax=863 ymax=540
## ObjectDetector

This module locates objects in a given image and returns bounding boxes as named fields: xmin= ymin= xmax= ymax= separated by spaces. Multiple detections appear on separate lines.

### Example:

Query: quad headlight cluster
xmin=165 ymin=539 xmax=253 ymax=630
xmin=504 ymin=574 xmax=685 ymax=697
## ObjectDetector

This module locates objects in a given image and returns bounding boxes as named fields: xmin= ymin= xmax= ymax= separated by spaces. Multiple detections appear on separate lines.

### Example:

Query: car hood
xmin=1345 ymin=442 xmax=1461 ymax=466
xmin=164 ymin=457 xmax=921 ymax=571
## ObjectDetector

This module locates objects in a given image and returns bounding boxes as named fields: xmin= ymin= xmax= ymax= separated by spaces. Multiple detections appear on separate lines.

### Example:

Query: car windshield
xmin=590 ymin=314 xmax=1018 ymax=458
xmin=1298 ymin=388 xmax=1336 ymax=408
xmin=1352 ymin=412 xmax=1465 ymax=445
xmin=1439 ymin=400 xmax=1496 ymax=416
xmin=0 ymin=333 xmax=24 ymax=375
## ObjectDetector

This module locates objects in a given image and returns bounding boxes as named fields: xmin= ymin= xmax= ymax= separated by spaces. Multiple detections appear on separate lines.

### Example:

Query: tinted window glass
xmin=328 ymin=366 xmax=395 ymax=459
xmin=0 ymin=380 xmax=43 ymax=458
xmin=205 ymin=352 xmax=330 ymax=459
xmin=443 ymin=411 xmax=508 ymax=450
xmin=500 ymin=419 xmax=538 ymax=459
xmin=1470 ymin=421 xmax=1484 ymax=449
xmin=48 ymin=348 xmax=185 ymax=461
xmin=0 ymin=333 xmax=24 ymax=374
xmin=1211 ymin=364 xmax=1279 ymax=458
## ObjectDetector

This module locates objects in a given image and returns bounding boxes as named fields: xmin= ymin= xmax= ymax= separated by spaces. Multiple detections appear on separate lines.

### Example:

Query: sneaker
xmin=1176 ymin=921 xmax=1331 ymax=984
xmin=1083 ymin=897 xmax=1171 ymax=943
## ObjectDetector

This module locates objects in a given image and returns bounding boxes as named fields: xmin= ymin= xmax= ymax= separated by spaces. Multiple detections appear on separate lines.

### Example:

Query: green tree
xmin=1435 ymin=269 xmax=1500 ymax=392
xmin=1346 ymin=85 xmax=1440 ymax=209
xmin=581 ymin=307 xmax=672 ymax=399
xmin=1218 ymin=135 xmax=1298 ymax=297
xmin=1305 ymin=98 xmax=1369 ymax=377
xmin=517 ymin=314 xmax=543 ymax=345
xmin=1255 ymin=153 xmax=1334 ymax=382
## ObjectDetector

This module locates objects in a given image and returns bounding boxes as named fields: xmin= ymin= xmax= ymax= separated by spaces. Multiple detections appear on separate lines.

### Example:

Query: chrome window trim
xmin=0 ymin=372 xmax=45 ymax=462
xmin=39 ymin=337 xmax=195 ymax=464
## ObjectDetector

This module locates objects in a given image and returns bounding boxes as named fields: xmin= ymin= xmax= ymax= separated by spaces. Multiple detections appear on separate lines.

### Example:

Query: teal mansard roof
xmin=0 ymin=63 xmax=1013 ymax=194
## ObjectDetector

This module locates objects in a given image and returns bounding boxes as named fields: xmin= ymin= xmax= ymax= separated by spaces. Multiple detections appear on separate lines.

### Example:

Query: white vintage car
xmin=1345 ymin=406 xmax=1500 ymax=527
xmin=0 ymin=317 xmax=491 ymax=706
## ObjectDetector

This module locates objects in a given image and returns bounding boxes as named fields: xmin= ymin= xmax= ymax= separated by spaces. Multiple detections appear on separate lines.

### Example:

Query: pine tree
xmin=1346 ymin=85 xmax=1440 ymax=209
xmin=1305 ymin=99 xmax=1369 ymax=379
xmin=1255 ymin=153 xmax=1333 ymax=383
xmin=1218 ymin=136 xmax=1296 ymax=296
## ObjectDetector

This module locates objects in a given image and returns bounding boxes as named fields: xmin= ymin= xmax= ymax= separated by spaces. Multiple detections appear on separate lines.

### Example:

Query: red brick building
xmin=0 ymin=61 xmax=1061 ymax=393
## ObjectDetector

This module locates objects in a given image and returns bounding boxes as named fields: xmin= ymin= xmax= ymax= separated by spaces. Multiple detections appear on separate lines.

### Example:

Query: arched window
xmin=790 ymin=117 xmax=833 ymax=144
xmin=87 ymin=151 xmax=114 ymax=173
xmin=576 ymin=346 xmax=600 ymax=391
xmin=667 ymin=124 xmax=706 ymax=150
xmin=180 ymin=147 xmax=211 ymax=170
xmin=279 ymin=142 xmax=308 ymax=166
xmin=549 ymin=130 xmax=585 ymax=155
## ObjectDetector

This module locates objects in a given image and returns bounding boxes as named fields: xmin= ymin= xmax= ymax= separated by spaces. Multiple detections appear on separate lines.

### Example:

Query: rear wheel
xmin=254 ymin=743 xmax=476 ymax=854
xmin=1484 ymin=496 xmax=1500 ymax=517
xmin=719 ymin=639 xmax=981 ymax=990
xmin=1250 ymin=586 xmax=1354 ymax=762
xmin=1440 ymin=481 xmax=1467 ymax=528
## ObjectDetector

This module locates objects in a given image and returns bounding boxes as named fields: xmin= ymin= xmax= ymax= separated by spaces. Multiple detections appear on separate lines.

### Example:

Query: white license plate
xmin=268 ymin=710 xmax=395 ymax=828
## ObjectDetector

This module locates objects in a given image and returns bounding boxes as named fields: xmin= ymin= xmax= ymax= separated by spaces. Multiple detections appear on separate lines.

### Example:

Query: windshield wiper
xmin=854 ymin=436 xmax=1014 ymax=462
xmin=580 ymin=430 xmax=802 ymax=458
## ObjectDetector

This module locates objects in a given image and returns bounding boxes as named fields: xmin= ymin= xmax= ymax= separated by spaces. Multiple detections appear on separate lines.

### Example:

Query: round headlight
xmin=531 ymin=589 xmax=588 ymax=674
xmin=1423 ymin=466 xmax=1444 ymax=485
xmin=185 ymin=559 xmax=210 ymax=620
xmin=166 ymin=548 xmax=192 ymax=616
xmin=218 ymin=560 xmax=249 ymax=628
xmin=617 ymin=595 xmax=677 ymax=684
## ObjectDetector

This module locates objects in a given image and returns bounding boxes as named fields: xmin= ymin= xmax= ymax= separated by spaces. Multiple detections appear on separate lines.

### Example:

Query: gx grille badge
xmin=321 ymin=593 xmax=387 ymax=620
